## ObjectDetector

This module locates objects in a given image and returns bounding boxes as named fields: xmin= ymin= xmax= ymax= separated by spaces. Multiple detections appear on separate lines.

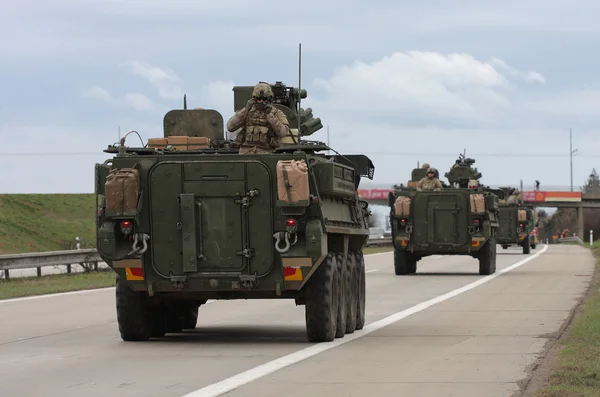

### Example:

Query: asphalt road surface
xmin=0 ymin=244 xmax=594 ymax=397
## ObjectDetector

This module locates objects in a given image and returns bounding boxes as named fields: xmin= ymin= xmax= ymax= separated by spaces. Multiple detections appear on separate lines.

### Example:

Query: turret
xmin=444 ymin=154 xmax=482 ymax=188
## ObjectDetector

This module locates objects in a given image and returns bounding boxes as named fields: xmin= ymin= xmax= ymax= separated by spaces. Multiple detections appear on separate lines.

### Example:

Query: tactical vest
xmin=240 ymin=110 xmax=275 ymax=148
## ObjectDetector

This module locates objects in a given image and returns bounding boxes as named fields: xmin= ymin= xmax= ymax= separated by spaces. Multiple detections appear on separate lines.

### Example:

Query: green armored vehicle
xmin=94 ymin=81 xmax=375 ymax=343
xmin=496 ymin=187 xmax=535 ymax=254
xmin=388 ymin=155 xmax=500 ymax=276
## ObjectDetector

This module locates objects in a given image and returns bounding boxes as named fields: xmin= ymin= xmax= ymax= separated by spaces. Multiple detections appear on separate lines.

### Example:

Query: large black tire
xmin=344 ymin=253 xmax=357 ymax=334
xmin=407 ymin=257 xmax=417 ymax=274
xmin=183 ymin=305 xmax=199 ymax=330
xmin=115 ymin=276 xmax=152 ymax=341
xmin=478 ymin=239 xmax=496 ymax=276
xmin=335 ymin=253 xmax=347 ymax=339
xmin=523 ymin=235 xmax=531 ymax=254
xmin=531 ymin=243 xmax=537 ymax=250
xmin=354 ymin=252 xmax=366 ymax=330
xmin=305 ymin=252 xmax=339 ymax=342
xmin=394 ymin=249 xmax=408 ymax=275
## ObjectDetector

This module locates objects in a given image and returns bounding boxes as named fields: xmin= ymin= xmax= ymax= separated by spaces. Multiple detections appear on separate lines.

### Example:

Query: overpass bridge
xmin=357 ymin=184 xmax=600 ymax=238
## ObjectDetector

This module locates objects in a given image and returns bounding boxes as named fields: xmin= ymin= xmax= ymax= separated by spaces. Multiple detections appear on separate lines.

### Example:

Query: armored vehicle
xmin=94 ymin=81 xmax=375 ymax=343
xmin=388 ymin=154 xmax=500 ymax=276
xmin=495 ymin=187 xmax=535 ymax=253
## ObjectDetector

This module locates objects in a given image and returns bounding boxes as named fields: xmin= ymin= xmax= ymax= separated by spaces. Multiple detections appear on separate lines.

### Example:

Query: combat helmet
xmin=427 ymin=167 xmax=436 ymax=174
xmin=252 ymin=82 xmax=273 ymax=100
xmin=421 ymin=163 xmax=431 ymax=169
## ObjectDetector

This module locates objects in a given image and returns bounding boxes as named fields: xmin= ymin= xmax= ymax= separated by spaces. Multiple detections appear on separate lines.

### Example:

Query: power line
xmin=0 ymin=151 xmax=597 ymax=158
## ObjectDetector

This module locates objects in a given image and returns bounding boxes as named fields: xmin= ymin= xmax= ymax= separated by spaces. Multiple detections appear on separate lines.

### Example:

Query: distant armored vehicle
xmin=495 ymin=187 xmax=536 ymax=253
xmin=388 ymin=154 xmax=499 ymax=275
xmin=94 ymin=81 xmax=375 ymax=343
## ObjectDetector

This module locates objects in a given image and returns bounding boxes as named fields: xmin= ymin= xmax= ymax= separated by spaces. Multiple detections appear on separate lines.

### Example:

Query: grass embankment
xmin=533 ymin=240 xmax=600 ymax=397
xmin=0 ymin=194 xmax=96 ymax=254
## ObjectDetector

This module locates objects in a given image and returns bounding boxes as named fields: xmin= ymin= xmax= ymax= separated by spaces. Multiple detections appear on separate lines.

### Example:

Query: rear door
xmin=412 ymin=192 xmax=469 ymax=247
xmin=498 ymin=207 xmax=517 ymax=241
xmin=149 ymin=160 xmax=273 ymax=279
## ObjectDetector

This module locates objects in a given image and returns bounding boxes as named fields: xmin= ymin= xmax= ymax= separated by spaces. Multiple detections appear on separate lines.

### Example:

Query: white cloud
xmin=124 ymin=93 xmax=154 ymax=110
xmin=81 ymin=86 xmax=154 ymax=111
xmin=310 ymin=51 xmax=552 ymax=127
xmin=81 ymin=86 xmax=114 ymax=104
xmin=123 ymin=61 xmax=183 ymax=100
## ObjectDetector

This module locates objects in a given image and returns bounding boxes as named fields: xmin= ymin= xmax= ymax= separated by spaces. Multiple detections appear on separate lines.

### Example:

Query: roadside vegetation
xmin=0 ymin=194 xmax=96 ymax=254
xmin=532 ymin=240 xmax=600 ymax=397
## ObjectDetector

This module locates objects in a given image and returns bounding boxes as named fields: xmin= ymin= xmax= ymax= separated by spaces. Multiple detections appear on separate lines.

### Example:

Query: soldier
xmin=421 ymin=163 xmax=430 ymax=169
xmin=226 ymin=82 xmax=290 ymax=154
xmin=506 ymin=188 xmax=521 ymax=205
xmin=417 ymin=167 xmax=442 ymax=191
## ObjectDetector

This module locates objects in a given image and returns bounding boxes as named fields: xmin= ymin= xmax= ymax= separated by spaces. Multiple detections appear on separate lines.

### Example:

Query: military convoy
xmin=495 ymin=187 xmax=537 ymax=254
xmin=94 ymin=81 xmax=375 ymax=343
xmin=388 ymin=155 xmax=500 ymax=276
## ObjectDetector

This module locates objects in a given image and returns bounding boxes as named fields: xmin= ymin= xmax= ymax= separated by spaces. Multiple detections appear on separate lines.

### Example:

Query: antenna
xmin=183 ymin=94 xmax=187 ymax=110
xmin=297 ymin=42 xmax=302 ymax=146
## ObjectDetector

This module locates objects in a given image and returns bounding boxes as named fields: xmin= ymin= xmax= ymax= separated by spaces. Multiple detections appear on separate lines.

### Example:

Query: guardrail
xmin=0 ymin=238 xmax=393 ymax=280
xmin=0 ymin=249 xmax=102 ymax=280
xmin=366 ymin=237 xmax=392 ymax=247
xmin=555 ymin=236 xmax=585 ymax=245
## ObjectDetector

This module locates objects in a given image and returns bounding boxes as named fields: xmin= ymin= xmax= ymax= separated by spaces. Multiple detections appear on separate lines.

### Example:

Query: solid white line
xmin=0 ymin=251 xmax=393 ymax=304
xmin=365 ymin=269 xmax=379 ymax=273
xmin=180 ymin=244 xmax=550 ymax=397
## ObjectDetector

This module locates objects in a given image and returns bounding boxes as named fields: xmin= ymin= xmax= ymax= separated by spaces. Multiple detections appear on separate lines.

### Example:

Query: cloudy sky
xmin=2 ymin=0 xmax=600 ymax=195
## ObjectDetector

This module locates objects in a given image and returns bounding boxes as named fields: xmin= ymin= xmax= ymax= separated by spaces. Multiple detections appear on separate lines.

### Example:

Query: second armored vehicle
xmin=388 ymin=155 xmax=500 ymax=276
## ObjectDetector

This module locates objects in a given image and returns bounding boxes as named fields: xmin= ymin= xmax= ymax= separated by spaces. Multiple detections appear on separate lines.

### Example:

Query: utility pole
xmin=327 ymin=125 xmax=330 ymax=154
xmin=570 ymin=128 xmax=578 ymax=192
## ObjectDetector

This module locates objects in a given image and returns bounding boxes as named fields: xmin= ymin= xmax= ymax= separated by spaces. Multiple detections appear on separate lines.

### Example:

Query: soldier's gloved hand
xmin=264 ymin=104 xmax=274 ymax=113
xmin=244 ymin=98 xmax=255 ymax=112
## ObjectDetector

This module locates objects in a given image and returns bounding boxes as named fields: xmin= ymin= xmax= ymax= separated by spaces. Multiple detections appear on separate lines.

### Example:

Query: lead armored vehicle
xmin=388 ymin=154 xmax=500 ymax=275
xmin=94 ymin=81 xmax=374 ymax=343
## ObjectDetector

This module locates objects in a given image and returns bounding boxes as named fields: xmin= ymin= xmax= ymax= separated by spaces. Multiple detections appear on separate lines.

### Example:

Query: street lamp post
xmin=570 ymin=128 xmax=578 ymax=192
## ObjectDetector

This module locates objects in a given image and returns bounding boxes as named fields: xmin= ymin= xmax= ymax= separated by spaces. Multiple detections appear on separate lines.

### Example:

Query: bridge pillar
xmin=577 ymin=204 xmax=585 ymax=240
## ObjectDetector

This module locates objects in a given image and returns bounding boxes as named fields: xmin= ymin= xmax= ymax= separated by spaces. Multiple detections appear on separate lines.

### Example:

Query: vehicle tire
xmin=394 ymin=249 xmax=409 ymax=275
xmin=407 ymin=256 xmax=417 ymax=274
xmin=305 ymin=252 xmax=339 ymax=342
xmin=478 ymin=239 xmax=495 ymax=275
xmin=335 ymin=253 xmax=347 ymax=338
xmin=531 ymin=244 xmax=537 ymax=250
xmin=523 ymin=235 xmax=531 ymax=254
xmin=345 ymin=252 xmax=357 ymax=334
xmin=354 ymin=251 xmax=366 ymax=330
xmin=183 ymin=304 xmax=199 ymax=330
xmin=502 ymin=245 xmax=508 ymax=249
xmin=115 ymin=276 xmax=152 ymax=341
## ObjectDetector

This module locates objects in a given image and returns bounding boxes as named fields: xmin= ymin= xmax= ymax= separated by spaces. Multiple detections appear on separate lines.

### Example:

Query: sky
xmin=2 ymin=0 xmax=600 ymax=197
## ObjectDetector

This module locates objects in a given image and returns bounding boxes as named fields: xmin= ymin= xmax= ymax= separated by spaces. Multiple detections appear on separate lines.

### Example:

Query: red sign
xmin=521 ymin=191 xmax=546 ymax=202
xmin=357 ymin=189 xmax=393 ymax=200
xmin=521 ymin=191 xmax=581 ymax=203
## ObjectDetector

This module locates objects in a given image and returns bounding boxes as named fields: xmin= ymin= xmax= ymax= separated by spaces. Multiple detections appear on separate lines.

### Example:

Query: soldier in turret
xmin=506 ymin=188 xmax=521 ymax=205
xmin=226 ymin=82 xmax=290 ymax=154
xmin=421 ymin=163 xmax=430 ymax=169
xmin=417 ymin=167 xmax=442 ymax=191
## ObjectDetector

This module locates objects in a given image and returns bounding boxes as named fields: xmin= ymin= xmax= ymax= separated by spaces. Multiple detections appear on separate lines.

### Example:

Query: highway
xmin=0 ymin=244 xmax=594 ymax=397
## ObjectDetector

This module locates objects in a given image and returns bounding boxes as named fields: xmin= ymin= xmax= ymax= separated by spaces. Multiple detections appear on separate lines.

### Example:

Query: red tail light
xmin=286 ymin=219 xmax=296 ymax=227
xmin=473 ymin=219 xmax=480 ymax=226
xmin=120 ymin=220 xmax=133 ymax=235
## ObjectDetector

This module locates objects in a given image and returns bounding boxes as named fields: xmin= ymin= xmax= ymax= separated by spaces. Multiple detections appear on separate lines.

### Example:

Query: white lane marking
xmin=0 ymin=251 xmax=392 ymax=304
xmin=365 ymin=269 xmax=379 ymax=273
xmin=180 ymin=244 xmax=549 ymax=397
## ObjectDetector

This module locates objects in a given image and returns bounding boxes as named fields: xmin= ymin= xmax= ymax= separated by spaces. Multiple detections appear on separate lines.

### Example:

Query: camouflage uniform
xmin=506 ymin=189 xmax=521 ymax=205
xmin=417 ymin=167 xmax=442 ymax=191
xmin=421 ymin=163 xmax=430 ymax=169
xmin=226 ymin=82 xmax=290 ymax=154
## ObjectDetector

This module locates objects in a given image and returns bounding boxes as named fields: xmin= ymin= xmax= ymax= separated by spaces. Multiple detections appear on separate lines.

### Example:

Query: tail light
xmin=400 ymin=218 xmax=406 ymax=226
xmin=120 ymin=220 xmax=133 ymax=235
xmin=473 ymin=219 xmax=480 ymax=226
xmin=285 ymin=218 xmax=297 ymax=233
xmin=519 ymin=223 xmax=523 ymax=227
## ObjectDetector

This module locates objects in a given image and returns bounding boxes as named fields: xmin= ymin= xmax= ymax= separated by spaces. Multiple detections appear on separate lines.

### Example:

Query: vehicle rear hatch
xmin=412 ymin=192 xmax=470 ymax=247
xmin=148 ymin=159 xmax=274 ymax=279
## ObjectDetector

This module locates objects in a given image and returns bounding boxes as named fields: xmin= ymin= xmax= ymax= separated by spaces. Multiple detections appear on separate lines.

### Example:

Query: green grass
xmin=0 ymin=271 xmax=115 ymax=300
xmin=533 ymin=241 xmax=600 ymax=397
xmin=0 ymin=194 xmax=96 ymax=254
